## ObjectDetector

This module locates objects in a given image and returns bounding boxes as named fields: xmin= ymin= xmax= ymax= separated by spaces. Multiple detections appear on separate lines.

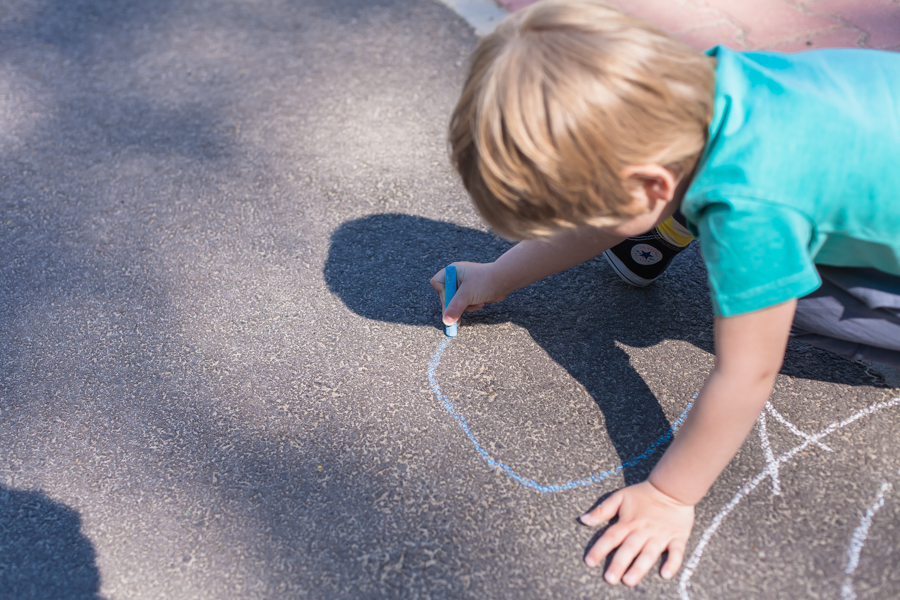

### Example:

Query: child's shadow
xmin=324 ymin=214 xmax=877 ymax=484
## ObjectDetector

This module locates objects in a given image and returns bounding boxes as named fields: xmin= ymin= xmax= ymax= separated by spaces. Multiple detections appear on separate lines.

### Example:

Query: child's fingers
xmin=434 ymin=263 xmax=489 ymax=324
xmin=621 ymin=539 xmax=666 ymax=587
xmin=602 ymin=533 xmax=648 ymax=584
xmin=444 ymin=302 xmax=484 ymax=325
xmin=584 ymin=522 xmax=629 ymax=568
xmin=443 ymin=286 xmax=469 ymax=325
xmin=429 ymin=271 xmax=446 ymax=294
xmin=660 ymin=539 xmax=687 ymax=580
xmin=580 ymin=491 xmax=622 ymax=527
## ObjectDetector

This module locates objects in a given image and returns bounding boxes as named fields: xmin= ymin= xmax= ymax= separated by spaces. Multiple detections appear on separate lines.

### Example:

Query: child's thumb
xmin=443 ymin=294 xmax=466 ymax=326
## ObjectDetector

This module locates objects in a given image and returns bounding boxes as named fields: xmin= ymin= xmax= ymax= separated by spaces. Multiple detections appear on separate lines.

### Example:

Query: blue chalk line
xmin=428 ymin=335 xmax=694 ymax=493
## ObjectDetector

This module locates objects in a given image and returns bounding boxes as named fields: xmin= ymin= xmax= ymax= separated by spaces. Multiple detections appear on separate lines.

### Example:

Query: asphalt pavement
xmin=1 ymin=1 xmax=898 ymax=599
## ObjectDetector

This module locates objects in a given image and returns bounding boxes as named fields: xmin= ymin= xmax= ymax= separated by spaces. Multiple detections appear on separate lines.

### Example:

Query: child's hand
xmin=580 ymin=480 xmax=694 ymax=587
xmin=429 ymin=262 xmax=508 ymax=326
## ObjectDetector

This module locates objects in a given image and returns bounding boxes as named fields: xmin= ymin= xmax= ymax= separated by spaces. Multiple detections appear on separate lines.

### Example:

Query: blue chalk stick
xmin=444 ymin=265 xmax=457 ymax=337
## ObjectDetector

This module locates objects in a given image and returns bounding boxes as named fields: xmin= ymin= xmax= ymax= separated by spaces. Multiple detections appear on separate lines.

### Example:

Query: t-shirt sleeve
xmin=696 ymin=198 xmax=822 ymax=316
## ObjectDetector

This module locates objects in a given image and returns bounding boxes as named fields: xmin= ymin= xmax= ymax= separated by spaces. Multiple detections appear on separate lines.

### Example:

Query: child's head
xmin=449 ymin=0 xmax=716 ymax=240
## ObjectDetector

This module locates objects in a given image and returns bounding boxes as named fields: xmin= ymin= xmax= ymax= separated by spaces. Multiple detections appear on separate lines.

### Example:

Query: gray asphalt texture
xmin=0 ymin=1 xmax=898 ymax=598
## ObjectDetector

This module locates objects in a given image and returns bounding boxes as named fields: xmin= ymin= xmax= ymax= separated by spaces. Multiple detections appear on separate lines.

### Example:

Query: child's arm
xmin=580 ymin=299 xmax=797 ymax=586
xmin=430 ymin=225 xmax=626 ymax=325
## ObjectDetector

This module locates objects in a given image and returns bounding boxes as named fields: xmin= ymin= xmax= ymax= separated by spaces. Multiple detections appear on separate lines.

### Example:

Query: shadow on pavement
xmin=325 ymin=213 xmax=690 ymax=484
xmin=325 ymin=213 xmax=884 ymax=484
xmin=0 ymin=486 xmax=102 ymax=600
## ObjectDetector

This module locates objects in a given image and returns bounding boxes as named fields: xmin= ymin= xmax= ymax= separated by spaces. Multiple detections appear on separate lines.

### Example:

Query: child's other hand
xmin=429 ymin=262 xmax=508 ymax=326
xmin=580 ymin=480 xmax=694 ymax=586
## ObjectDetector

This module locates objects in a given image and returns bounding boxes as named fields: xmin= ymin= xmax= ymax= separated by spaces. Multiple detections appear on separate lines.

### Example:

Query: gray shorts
xmin=791 ymin=266 xmax=900 ymax=367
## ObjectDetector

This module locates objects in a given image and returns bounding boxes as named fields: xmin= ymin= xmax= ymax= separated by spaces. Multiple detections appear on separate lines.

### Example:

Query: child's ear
xmin=620 ymin=164 xmax=679 ymax=208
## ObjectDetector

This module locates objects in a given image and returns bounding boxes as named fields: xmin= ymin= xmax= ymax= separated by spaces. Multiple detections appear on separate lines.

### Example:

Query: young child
xmin=430 ymin=0 xmax=900 ymax=587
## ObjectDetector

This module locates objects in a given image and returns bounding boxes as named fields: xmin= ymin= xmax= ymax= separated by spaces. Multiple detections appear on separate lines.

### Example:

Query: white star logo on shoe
xmin=631 ymin=243 xmax=662 ymax=265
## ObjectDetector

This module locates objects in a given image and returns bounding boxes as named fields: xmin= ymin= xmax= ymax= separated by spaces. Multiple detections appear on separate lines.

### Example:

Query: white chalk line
xmin=842 ymin=478 xmax=895 ymax=600
xmin=767 ymin=402 xmax=834 ymax=453
xmin=757 ymin=410 xmax=781 ymax=495
xmin=431 ymin=335 xmax=900 ymax=596
xmin=428 ymin=335 xmax=693 ymax=493
xmin=679 ymin=396 xmax=900 ymax=600
xmin=758 ymin=401 xmax=838 ymax=496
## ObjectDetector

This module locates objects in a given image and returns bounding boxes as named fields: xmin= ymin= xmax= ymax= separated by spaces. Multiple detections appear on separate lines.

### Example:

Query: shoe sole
xmin=602 ymin=249 xmax=656 ymax=287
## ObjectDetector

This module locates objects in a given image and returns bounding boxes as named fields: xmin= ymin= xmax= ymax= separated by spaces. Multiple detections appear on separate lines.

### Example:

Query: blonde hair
xmin=449 ymin=0 xmax=716 ymax=239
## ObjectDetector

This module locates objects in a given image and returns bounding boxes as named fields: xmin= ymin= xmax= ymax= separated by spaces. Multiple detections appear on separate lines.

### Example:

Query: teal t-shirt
xmin=681 ymin=46 xmax=900 ymax=317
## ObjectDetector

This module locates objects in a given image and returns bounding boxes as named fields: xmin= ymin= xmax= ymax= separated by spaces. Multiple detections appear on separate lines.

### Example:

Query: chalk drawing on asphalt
xmin=678 ymin=397 xmax=900 ymax=600
xmin=429 ymin=336 xmax=899 ymax=597
xmin=841 ymin=478 xmax=895 ymax=600
xmin=428 ymin=336 xmax=693 ymax=493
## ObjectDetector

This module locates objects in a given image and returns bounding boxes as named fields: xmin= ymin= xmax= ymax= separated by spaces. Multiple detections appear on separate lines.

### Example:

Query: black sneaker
xmin=603 ymin=229 xmax=687 ymax=287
